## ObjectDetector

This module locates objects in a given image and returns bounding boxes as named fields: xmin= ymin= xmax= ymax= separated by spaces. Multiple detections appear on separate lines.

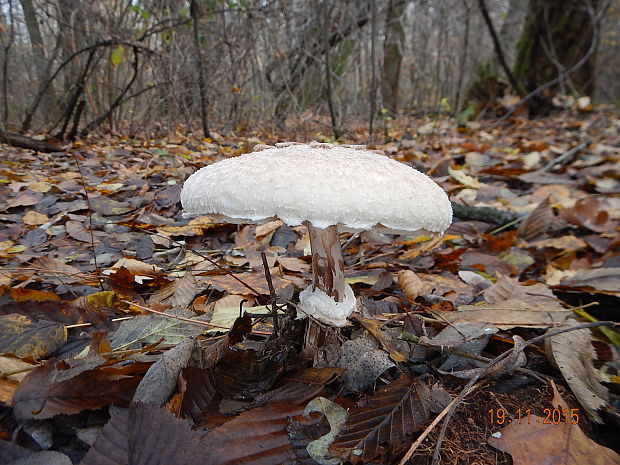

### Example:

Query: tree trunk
xmin=513 ymin=0 xmax=600 ymax=114
xmin=19 ymin=0 xmax=56 ymax=120
xmin=190 ymin=0 xmax=211 ymax=139
xmin=381 ymin=0 xmax=406 ymax=115
xmin=323 ymin=0 xmax=342 ymax=139
xmin=464 ymin=0 xmax=528 ymax=113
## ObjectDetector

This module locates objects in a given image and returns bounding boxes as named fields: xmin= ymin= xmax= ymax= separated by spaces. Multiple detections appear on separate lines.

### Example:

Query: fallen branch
xmin=451 ymin=202 xmax=520 ymax=225
xmin=0 ymin=129 xmax=61 ymax=153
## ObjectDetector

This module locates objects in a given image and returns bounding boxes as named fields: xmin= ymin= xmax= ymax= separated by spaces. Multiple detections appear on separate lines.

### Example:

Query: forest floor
xmin=0 ymin=110 xmax=619 ymax=465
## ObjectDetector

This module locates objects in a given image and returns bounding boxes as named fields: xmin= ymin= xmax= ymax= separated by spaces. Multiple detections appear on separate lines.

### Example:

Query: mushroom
xmin=180 ymin=142 xmax=452 ymax=327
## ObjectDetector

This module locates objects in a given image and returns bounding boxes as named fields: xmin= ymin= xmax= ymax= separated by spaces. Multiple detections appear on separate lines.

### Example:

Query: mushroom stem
xmin=306 ymin=222 xmax=345 ymax=302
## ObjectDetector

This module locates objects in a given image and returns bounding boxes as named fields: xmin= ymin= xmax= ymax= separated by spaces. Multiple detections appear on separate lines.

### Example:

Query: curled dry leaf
xmin=133 ymin=338 xmax=196 ymax=406
xmin=398 ymin=270 xmax=423 ymax=301
xmin=486 ymin=335 xmax=527 ymax=379
xmin=483 ymin=275 xmax=559 ymax=306
xmin=545 ymin=320 xmax=609 ymax=423
xmin=517 ymin=197 xmax=554 ymax=241
xmin=169 ymin=272 xmax=197 ymax=308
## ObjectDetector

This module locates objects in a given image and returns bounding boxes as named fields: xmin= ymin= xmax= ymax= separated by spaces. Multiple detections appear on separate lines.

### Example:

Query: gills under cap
xmin=181 ymin=142 xmax=452 ymax=234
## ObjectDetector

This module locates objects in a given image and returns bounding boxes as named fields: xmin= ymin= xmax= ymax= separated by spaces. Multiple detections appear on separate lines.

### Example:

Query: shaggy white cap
xmin=181 ymin=142 xmax=452 ymax=234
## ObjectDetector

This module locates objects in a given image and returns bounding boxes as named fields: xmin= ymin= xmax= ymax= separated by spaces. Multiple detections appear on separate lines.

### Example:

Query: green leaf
xmin=110 ymin=46 xmax=125 ymax=67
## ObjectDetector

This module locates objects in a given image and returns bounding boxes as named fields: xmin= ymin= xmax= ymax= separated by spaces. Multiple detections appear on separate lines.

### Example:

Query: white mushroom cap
xmin=181 ymin=142 xmax=452 ymax=235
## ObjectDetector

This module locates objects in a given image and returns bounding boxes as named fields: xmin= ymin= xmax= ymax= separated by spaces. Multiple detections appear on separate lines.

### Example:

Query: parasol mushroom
xmin=180 ymin=142 xmax=452 ymax=326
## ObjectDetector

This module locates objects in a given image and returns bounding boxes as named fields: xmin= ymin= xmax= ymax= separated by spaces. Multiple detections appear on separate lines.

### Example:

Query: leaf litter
xmin=0 ymin=112 xmax=619 ymax=464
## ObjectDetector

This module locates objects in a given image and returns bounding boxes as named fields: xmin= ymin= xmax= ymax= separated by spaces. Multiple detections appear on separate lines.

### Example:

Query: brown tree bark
xmin=513 ymin=0 xmax=600 ymax=114
xmin=381 ymin=0 xmax=406 ymax=115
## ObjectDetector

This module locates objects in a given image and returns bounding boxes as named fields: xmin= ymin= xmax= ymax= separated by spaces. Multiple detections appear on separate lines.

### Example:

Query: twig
xmin=429 ymin=320 xmax=616 ymax=465
xmin=400 ymin=330 xmax=554 ymax=382
xmin=477 ymin=0 xmax=524 ymax=96
xmin=150 ymin=231 xmax=263 ymax=297
xmin=72 ymin=154 xmax=104 ymax=291
xmin=121 ymin=299 xmax=272 ymax=335
xmin=398 ymin=382 xmax=483 ymax=465
xmin=541 ymin=140 xmax=589 ymax=172
xmin=65 ymin=316 xmax=133 ymax=329
xmin=261 ymin=252 xmax=279 ymax=335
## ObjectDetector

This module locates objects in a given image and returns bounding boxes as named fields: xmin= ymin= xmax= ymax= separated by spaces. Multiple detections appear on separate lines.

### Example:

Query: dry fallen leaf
xmin=488 ymin=381 xmax=620 ymax=464
xmin=22 ymin=210 xmax=49 ymax=225
xmin=545 ymin=320 xmax=609 ymax=423
xmin=517 ymin=197 xmax=554 ymax=241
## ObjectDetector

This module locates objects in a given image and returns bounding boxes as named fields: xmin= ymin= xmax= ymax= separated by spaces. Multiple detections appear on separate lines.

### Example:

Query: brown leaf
xmin=22 ymin=210 xmax=49 ymax=226
xmin=82 ymin=403 xmax=207 ymax=465
xmin=205 ymin=271 xmax=292 ymax=296
xmin=0 ymin=377 xmax=19 ymax=404
xmin=201 ymin=402 xmax=303 ymax=465
xmin=7 ymin=192 xmax=41 ymax=208
xmin=253 ymin=367 xmax=342 ymax=407
xmin=89 ymin=196 xmax=133 ymax=216
xmin=31 ymin=257 xmax=86 ymax=284
xmin=354 ymin=317 xmax=406 ymax=363
xmin=329 ymin=373 xmax=432 ymax=463
xmin=65 ymin=220 xmax=93 ymax=242
xmin=106 ymin=266 xmax=141 ymax=298
xmin=12 ymin=359 xmax=141 ymax=420
xmin=0 ymin=299 xmax=108 ymax=335
xmin=214 ymin=348 xmax=284 ymax=398
xmin=488 ymin=409 xmax=620 ymax=465
xmin=461 ymin=251 xmax=517 ymax=276
xmin=517 ymin=197 xmax=554 ymax=241
xmin=558 ymin=267 xmax=620 ymax=294
xmin=398 ymin=270 xmax=424 ymax=301
xmin=525 ymin=235 xmax=588 ymax=250
xmin=559 ymin=197 xmax=619 ymax=233
xmin=169 ymin=272 xmax=197 ymax=308
xmin=180 ymin=367 xmax=217 ymax=423
xmin=483 ymin=275 xmax=561 ymax=308
xmin=0 ymin=285 xmax=61 ymax=302
xmin=545 ymin=320 xmax=609 ymax=423
xmin=133 ymin=338 xmax=195 ymax=406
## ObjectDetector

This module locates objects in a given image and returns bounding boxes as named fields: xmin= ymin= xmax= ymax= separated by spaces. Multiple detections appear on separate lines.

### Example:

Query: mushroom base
xmin=298 ymin=283 xmax=356 ymax=327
